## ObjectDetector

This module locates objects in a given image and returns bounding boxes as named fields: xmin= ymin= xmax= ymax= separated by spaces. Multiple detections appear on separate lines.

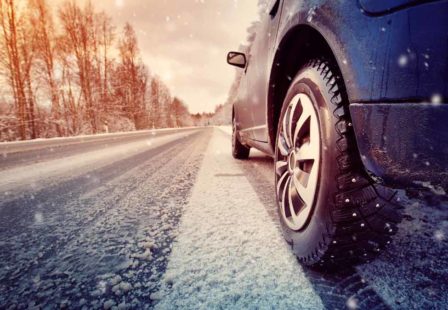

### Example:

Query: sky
xmin=50 ymin=0 xmax=259 ymax=113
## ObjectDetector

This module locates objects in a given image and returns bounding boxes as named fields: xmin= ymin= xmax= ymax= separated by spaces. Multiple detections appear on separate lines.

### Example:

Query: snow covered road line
xmin=154 ymin=128 xmax=324 ymax=309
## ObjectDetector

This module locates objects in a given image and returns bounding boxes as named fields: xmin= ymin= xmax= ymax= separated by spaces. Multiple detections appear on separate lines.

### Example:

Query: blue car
xmin=227 ymin=0 xmax=448 ymax=268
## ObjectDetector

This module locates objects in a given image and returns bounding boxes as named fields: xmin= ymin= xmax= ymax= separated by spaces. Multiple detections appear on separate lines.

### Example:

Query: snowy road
xmin=0 ymin=127 xmax=447 ymax=309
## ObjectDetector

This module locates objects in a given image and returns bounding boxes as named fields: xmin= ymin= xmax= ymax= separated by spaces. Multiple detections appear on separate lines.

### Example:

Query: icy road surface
xmin=0 ymin=127 xmax=447 ymax=309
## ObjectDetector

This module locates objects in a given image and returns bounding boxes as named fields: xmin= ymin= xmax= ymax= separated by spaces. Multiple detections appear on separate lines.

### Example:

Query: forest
xmin=0 ymin=0 xmax=207 ymax=141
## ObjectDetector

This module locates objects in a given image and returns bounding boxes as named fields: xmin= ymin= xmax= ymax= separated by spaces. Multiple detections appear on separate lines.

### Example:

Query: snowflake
xmin=346 ymin=296 xmax=358 ymax=309
xmin=398 ymin=55 xmax=408 ymax=67
xmin=431 ymin=94 xmax=442 ymax=105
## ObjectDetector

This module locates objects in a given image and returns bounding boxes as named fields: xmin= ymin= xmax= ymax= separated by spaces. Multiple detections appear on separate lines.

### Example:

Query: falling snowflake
xmin=347 ymin=296 xmax=358 ymax=309
xmin=431 ymin=94 xmax=442 ymax=105
xmin=307 ymin=8 xmax=316 ymax=22
xmin=398 ymin=55 xmax=408 ymax=67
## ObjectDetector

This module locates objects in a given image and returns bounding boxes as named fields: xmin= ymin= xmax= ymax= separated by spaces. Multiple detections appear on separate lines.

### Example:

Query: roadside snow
xmin=0 ymin=127 xmax=199 ymax=154
xmin=217 ymin=125 xmax=232 ymax=136
xmin=155 ymin=128 xmax=323 ymax=309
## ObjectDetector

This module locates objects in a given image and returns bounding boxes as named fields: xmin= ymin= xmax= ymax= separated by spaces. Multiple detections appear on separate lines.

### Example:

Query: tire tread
xmin=298 ymin=59 xmax=402 ymax=268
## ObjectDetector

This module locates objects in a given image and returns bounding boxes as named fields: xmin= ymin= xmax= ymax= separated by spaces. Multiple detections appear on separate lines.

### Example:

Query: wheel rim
xmin=275 ymin=93 xmax=321 ymax=231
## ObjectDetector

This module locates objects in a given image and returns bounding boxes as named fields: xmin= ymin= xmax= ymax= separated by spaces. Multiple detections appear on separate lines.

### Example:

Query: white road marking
xmin=155 ymin=128 xmax=323 ymax=309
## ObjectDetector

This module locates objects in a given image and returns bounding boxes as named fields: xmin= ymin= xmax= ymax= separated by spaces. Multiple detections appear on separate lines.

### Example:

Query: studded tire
xmin=274 ymin=59 xmax=402 ymax=269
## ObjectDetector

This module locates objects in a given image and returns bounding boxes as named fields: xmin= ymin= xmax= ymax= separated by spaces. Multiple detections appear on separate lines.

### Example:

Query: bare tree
xmin=117 ymin=23 xmax=148 ymax=129
xmin=98 ymin=12 xmax=114 ymax=111
xmin=0 ymin=0 xmax=191 ymax=140
xmin=30 ymin=0 xmax=63 ymax=136
xmin=0 ymin=0 xmax=31 ymax=139
xmin=171 ymin=97 xmax=191 ymax=127
xmin=59 ymin=1 xmax=97 ymax=133
xmin=149 ymin=77 xmax=160 ymax=128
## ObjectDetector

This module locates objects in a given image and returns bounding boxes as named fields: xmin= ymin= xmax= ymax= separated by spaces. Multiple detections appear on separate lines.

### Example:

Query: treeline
xmin=0 ymin=0 xmax=195 ymax=141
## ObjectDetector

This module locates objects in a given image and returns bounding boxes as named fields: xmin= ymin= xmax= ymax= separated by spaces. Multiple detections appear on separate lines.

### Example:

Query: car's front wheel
xmin=275 ymin=59 xmax=402 ymax=268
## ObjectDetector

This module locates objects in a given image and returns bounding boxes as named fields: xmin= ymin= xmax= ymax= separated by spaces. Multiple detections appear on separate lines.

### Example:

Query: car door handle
xmin=269 ymin=0 xmax=281 ymax=18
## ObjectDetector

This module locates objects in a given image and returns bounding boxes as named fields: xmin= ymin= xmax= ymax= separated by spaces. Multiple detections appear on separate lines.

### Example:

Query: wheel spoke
xmin=275 ymin=160 xmax=288 ymax=176
xmin=287 ymin=98 xmax=299 ymax=148
xmin=276 ymin=171 xmax=289 ymax=197
xmin=282 ymin=108 xmax=292 ymax=148
xmin=293 ymin=169 xmax=314 ymax=207
xmin=296 ymin=142 xmax=314 ymax=161
xmin=277 ymin=133 xmax=289 ymax=156
xmin=293 ymin=109 xmax=312 ymax=148
xmin=282 ymin=96 xmax=299 ymax=148
xmin=281 ymin=175 xmax=291 ymax=218
xmin=288 ymin=179 xmax=302 ymax=223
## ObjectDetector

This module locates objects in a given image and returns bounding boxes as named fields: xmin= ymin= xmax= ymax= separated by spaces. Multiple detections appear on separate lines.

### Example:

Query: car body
xmin=231 ymin=0 xmax=448 ymax=189
xmin=227 ymin=0 xmax=448 ymax=268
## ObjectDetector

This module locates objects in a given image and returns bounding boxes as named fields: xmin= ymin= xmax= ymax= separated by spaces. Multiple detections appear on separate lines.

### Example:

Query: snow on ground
xmin=217 ymin=125 xmax=232 ymax=136
xmin=202 ymin=128 xmax=448 ymax=309
xmin=0 ymin=129 xmax=210 ymax=309
xmin=358 ymin=193 xmax=448 ymax=308
xmin=0 ymin=130 xmax=198 ymax=194
xmin=154 ymin=128 xmax=323 ymax=309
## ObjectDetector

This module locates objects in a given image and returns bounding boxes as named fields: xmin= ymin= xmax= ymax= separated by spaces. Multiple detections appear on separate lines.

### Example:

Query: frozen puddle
xmin=155 ymin=129 xmax=323 ymax=309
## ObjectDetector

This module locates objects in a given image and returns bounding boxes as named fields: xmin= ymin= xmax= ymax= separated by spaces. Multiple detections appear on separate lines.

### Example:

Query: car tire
xmin=274 ymin=58 xmax=402 ymax=268
xmin=232 ymin=116 xmax=250 ymax=159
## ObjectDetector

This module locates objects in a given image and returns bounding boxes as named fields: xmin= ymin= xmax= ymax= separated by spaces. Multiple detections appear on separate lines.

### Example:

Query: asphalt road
xmin=0 ymin=127 xmax=446 ymax=309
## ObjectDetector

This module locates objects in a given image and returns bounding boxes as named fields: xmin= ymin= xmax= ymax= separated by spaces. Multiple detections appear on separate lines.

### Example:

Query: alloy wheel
xmin=275 ymin=93 xmax=321 ymax=231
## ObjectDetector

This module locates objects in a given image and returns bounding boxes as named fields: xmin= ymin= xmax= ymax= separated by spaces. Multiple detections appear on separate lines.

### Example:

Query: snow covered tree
xmin=0 ymin=0 xmax=36 ymax=140
xmin=59 ymin=1 xmax=98 ymax=133
xmin=29 ymin=0 xmax=63 ymax=136
xmin=117 ymin=23 xmax=148 ymax=129
xmin=170 ymin=97 xmax=192 ymax=127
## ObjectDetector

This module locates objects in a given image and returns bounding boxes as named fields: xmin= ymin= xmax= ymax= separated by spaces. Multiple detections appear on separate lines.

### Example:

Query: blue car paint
xmin=235 ymin=0 xmax=448 ymax=189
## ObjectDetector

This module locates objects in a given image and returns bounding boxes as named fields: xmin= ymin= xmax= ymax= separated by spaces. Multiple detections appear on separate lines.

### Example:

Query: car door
xmin=245 ymin=0 xmax=284 ymax=142
xmin=233 ymin=67 xmax=254 ymax=141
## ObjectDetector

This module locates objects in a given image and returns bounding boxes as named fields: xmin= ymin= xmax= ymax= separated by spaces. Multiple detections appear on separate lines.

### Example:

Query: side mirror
xmin=227 ymin=51 xmax=247 ymax=69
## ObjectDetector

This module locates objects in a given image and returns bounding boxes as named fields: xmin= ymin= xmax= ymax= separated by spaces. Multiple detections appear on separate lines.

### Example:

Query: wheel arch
xmin=267 ymin=24 xmax=348 ymax=151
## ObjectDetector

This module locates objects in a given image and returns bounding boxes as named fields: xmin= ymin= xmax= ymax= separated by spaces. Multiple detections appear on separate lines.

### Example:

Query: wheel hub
xmin=275 ymin=93 xmax=321 ymax=231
